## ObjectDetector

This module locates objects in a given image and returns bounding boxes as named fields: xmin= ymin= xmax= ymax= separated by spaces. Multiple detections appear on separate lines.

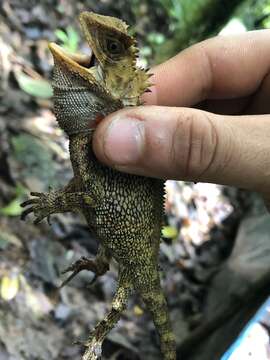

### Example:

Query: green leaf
xmin=1 ymin=274 xmax=20 ymax=301
xmin=55 ymin=29 xmax=69 ymax=43
xmin=162 ymin=226 xmax=178 ymax=239
xmin=15 ymin=72 xmax=53 ymax=99
xmin=0 ymin=198 xmax=22 ymax=217
xmin=66 ymin=26 xmax=79 ymax=52
xmin=147 ymin=32 xmax=165 ymax=45
xmin=55 ymin=26 xmax=79 ymax=53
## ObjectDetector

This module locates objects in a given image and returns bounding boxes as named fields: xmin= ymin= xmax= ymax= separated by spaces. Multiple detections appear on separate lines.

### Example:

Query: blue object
xmin=221 ymin=297 xmax=270 ymax=359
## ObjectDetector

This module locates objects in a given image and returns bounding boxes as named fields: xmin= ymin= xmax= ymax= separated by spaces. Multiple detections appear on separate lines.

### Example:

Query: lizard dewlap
xmin=21 ymin=11 xmax=176 ymax=360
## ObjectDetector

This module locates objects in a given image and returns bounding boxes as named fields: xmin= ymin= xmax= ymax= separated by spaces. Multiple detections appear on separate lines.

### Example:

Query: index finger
xmin=143 ymin=30 xmax=270 ymax=107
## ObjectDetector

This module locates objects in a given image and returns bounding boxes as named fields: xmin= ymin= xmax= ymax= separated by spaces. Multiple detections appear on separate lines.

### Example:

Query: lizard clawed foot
xmin=60 ymin=256 xmax=109 ymax=288
xmin=20 ymin=192 xmax=54 ymax=224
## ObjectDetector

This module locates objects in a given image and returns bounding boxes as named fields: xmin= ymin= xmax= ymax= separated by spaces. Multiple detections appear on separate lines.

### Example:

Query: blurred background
xmin=0 ymin=0 xmax=270 ymax=359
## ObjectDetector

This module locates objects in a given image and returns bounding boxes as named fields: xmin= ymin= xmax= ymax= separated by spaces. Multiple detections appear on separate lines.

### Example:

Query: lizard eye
xmin=106 ymin=39 xmax=123 ymax=55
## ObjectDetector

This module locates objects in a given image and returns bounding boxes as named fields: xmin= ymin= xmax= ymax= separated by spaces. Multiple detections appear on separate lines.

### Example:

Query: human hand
xmin=93 ymin=31 xmax=270 ymax=207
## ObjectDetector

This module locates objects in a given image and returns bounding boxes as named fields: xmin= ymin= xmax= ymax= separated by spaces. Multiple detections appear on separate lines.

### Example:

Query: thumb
xmin=93 ymin=106 xmax=270 ymax=194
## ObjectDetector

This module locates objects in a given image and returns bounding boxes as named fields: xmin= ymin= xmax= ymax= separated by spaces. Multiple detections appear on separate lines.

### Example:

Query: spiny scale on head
xmin=81 ymin=12 xmax=129 ymax=33
xmin=78 ymin=12 xmax=151 ymax=104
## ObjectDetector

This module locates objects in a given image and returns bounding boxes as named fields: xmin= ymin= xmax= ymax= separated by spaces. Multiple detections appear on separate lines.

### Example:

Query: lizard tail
xmin=139 ymin=279 xmax=177 ymax=360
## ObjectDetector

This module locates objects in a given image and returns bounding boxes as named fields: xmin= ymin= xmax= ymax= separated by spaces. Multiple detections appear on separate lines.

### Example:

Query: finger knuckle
xmin=172 ymin=110 xmax=219 ymax=180
xmin=193 ymin=42 xmax=214 ymax=100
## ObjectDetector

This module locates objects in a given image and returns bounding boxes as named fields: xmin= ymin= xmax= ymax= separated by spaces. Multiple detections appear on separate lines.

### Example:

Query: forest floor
xmin=0 ymin=1 xmax=268 ymax=360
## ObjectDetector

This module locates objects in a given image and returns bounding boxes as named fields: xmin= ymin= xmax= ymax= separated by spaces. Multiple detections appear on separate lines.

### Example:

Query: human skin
xmin=93 ymin=30 xmax=270 ymax=208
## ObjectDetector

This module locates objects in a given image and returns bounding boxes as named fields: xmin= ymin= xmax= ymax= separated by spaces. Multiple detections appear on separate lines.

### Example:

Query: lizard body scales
xmin=21 ymin=11 xmax=176 ymax=360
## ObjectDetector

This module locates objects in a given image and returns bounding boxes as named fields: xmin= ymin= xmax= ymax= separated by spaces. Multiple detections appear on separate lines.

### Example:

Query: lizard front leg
xmin=20 ymin=178 xmax=97 ymax=224
xmin=21 ymin=180 xmax=110 ymax=284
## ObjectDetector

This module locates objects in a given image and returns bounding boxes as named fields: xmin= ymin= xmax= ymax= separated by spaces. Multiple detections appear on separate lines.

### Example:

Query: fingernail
xmin=103 ymin=116 xmax=145 ymax=165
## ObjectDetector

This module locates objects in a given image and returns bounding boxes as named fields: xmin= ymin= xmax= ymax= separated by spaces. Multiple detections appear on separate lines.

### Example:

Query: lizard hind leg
xmin=82 ymin=268 xmax=132 ymax=360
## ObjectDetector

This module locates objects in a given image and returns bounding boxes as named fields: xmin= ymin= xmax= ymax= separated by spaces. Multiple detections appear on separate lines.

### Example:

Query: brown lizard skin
xmin=21 ymin=11 xmax=176 ymax=360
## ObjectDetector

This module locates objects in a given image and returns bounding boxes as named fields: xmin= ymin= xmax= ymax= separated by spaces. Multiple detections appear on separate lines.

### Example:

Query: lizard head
xmin=77 ymin=12 xmax=151 ymax=105
xmin=49 ymin=11 xmax=151 ymax=107
xmin=48 ymin=11 xmax=151 ymax=135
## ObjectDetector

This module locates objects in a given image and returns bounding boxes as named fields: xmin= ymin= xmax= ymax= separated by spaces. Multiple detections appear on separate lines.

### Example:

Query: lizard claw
xmin=60 ymin=256 xmax=109 ymax=288
xmin=20 ymin=191 xmax=54 ymax=224
xmin=60 ymin=256 xmax=99 ymax=288
xmin=20 ymin=206 xmax=35 ymax=221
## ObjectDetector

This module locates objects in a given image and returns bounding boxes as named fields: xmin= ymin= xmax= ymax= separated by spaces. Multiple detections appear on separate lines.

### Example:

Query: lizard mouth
xmin=49 ymin=11 xmax=120 ymax=78
xmin=49 ymin=36 xmax=100 ymax=88
xmin=49 ymin=42 xmax=95 ymax=68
